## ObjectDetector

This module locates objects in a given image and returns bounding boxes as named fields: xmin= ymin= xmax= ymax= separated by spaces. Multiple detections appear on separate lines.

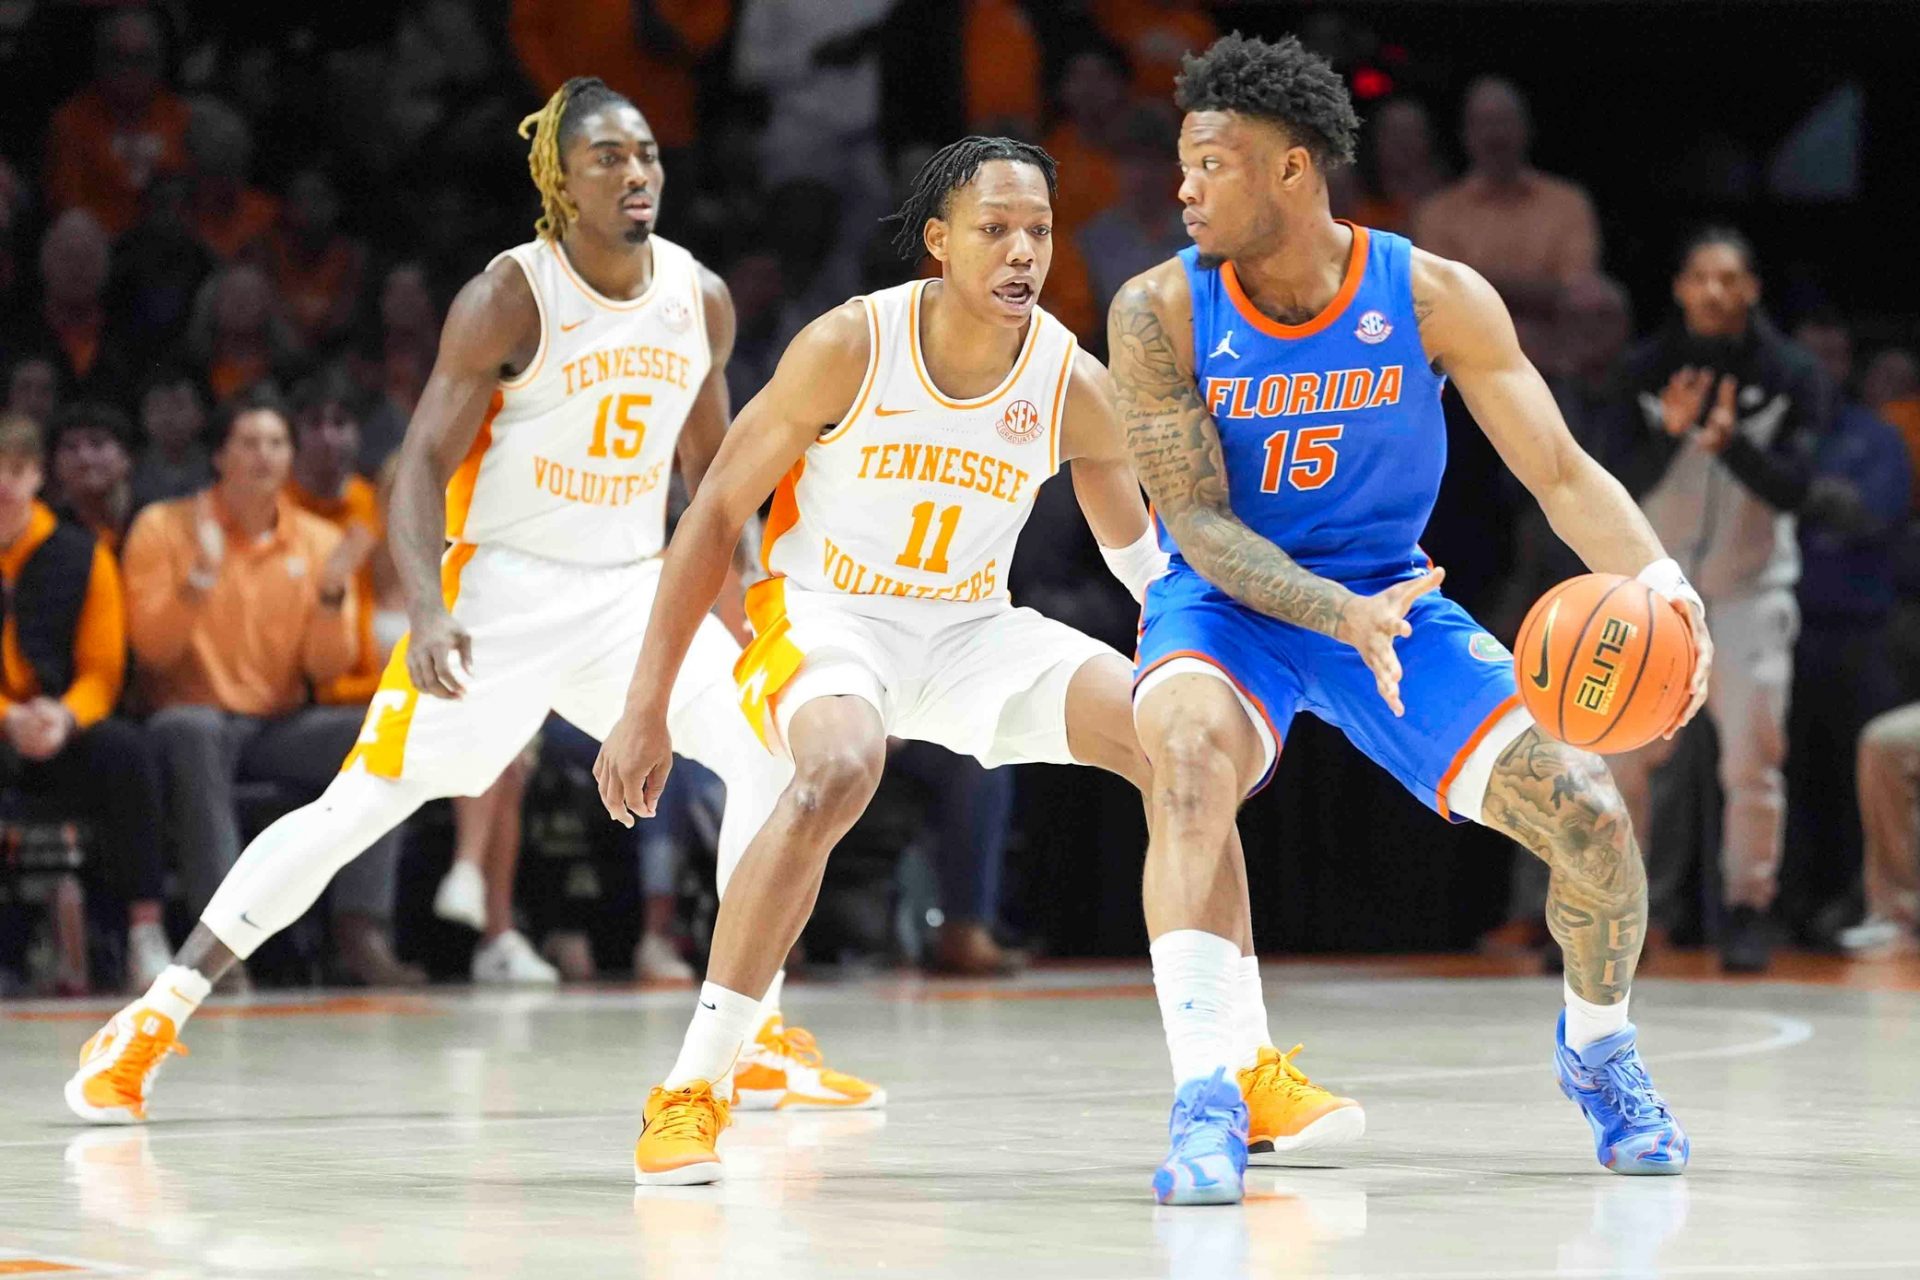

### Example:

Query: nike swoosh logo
xmin=1183 ymin=1159 xmax=1218 ymax=1188
xmin=873 ymin=405 xmax=914 ymax=417
xmin=700 ymin=1000 xmax=717 ymax=1011
xmin=561 ymin=318 xmax=587 ymax=332
xmin=1530 ymin=599 xmax=1561 ymax=690
xmin=240 ymin=911 xmax=262 ymax=929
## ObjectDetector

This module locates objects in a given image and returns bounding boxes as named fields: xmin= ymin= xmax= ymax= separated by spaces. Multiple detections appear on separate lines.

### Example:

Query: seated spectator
xmin=44 ymin=9 xmax=189 ymax=238
xmin=268 ymin=170 xmax=367 ymax=354
xmin=352 ymin=263 xmax=438 ymax=471
xmin=6 ymin=356 xmax=58 ymax=427
xmin=121 ymin=388 xmax=419 ymax=987
xmin=1605 ymin=227 xmax=1829 ymax=975
xmin=0 ymin=413 xmax=170 ymax=989
xmin=285 ymin=372 xmax=382 ymax=706
xmin=1354 ymin=98 xmax=1450 ymax=236
xmin=1411 ymin=77 xmax=1600 ymax=367
xmin=962 ymin=0 xmax=1043 ymax=137
xmin=1785 ymin=314 xmax=1910 ymax=939
xmin=48 ymin=403 xmax=135 ymax=553
xmin=1091 ymin=0 xmax=1218 ymax=100
xmin=130 ymin=366 xmax=212 ymax=511
xmin=1846 ymin=705 xmax=1920 ymax=955
xmin=1042 ymin=39 xmax=1134 ymax=234
xmin=183 ymin=98 xmax=280 ymax=263
xmin=1078 ymin=104 xmax=1187 ymax=323
xmin=890 ymin=742 xmax=1026 ymax=975
xmin=110 ymin=174 xmax=216 ymax=365
xmin=4 ymin=211 xmax=138 ymax=404
xmin=188 ymin=263 xmax=304 ymax=403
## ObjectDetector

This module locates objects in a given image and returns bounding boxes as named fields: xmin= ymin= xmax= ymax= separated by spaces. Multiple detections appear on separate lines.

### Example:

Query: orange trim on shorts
xmin=1133 ymin=647 xmax=1284 ymax=794
xmin=816 ymin=297 xmax=880 ymax=446
xmin=908 ymin=279 xmax=1043 ymax=409
xmin=757 ymin=457 xmax=806 ymax=576
xmin=1220 ymin=222 xmax=1370 ymax=341
xmin=1045 ymin=340 xmax=1074 ymax=475
xmin=1436 ymin=692 xmax=1522 ymax=821
xmin=340 ymin=544 xmax=478 ymax=780
xmin=733 ymin=577 xmax=807 ymax=750
xmin=444 ymin=392 xmax=503 ymax=539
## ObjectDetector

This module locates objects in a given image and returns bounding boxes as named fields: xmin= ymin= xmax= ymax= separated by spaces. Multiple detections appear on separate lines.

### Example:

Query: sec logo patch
xmin=659 ymin=296 xmax=694 ymax=335
xmin=996 ymin=399 xmax=1042 ymax=444
xmin=1355 ymin=309 xmax=1392 ymax=344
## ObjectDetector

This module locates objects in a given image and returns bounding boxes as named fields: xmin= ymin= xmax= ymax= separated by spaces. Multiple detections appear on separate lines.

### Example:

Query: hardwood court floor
xmin=4 ymin=955 xmax=1916 ymax=1279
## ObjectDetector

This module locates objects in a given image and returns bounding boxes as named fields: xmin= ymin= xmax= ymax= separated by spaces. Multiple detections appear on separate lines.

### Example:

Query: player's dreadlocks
xmin=517 ymin=76 xmax=634 ymax=240
xmin=1175 ymin=33 xmax=1361 ymax=168
xmin=882 ymin=136 xmax=1058 ymax=261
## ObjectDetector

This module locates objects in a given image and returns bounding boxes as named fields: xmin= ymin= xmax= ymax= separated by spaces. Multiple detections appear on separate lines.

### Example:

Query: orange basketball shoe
xmin=1237 ymin=1044 xmax=1365 ymax=1163
xmin=64 ymin=1005 xmax=189 ymax=1125
xmin=634 ymin=1080 xmax=731 ymax=1186
xmin=732 ymin=1016 xmax=886 ymax=1111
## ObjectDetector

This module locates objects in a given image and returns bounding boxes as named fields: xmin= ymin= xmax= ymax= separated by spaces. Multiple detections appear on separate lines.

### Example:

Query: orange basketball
xmin=1513 ymin=573 xmax=1695 ymax=754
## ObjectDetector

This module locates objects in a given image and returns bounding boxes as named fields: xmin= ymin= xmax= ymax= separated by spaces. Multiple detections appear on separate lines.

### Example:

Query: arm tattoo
xmin=1108 ymin=285 xmax=1351 ymax=636
xmin=1479 ymin=728 xmax=1646 ymax=1003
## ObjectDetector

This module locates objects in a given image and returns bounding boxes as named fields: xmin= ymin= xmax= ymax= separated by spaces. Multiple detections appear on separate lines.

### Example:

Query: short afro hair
xmin=1175 ymin=32 xmax=1361 ymax=169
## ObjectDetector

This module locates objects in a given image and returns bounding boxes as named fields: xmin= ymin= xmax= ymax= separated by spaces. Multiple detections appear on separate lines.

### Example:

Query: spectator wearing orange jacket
xmin=44 ymin=10 xmax=190 ymax=238
xmin=285 ymin=372 xmax=383 ymax=707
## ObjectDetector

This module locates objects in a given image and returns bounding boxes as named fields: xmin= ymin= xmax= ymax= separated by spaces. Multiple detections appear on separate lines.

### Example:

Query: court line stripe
xmin=1353 ymin=1261 xmax=1920 ymax=1279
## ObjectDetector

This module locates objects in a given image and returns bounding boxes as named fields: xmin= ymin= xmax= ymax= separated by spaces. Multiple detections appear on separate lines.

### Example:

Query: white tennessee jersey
xmin=446 ymin=234 xmax=711 ymax=566
xmin=760 ymin=279 xmax=1078 ymax=616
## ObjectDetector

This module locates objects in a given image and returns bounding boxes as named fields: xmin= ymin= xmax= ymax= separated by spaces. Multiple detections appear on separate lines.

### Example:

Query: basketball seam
xmin=1558 ymin=577 xmax=1634 ymax=747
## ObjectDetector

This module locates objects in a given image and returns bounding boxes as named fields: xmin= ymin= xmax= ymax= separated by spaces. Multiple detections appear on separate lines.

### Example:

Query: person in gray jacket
xmin=1605 ymin=227 xmax=1831 ymax=973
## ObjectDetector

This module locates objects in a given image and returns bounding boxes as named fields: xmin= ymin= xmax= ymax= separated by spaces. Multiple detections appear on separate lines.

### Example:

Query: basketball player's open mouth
xmin=993 ymin=281 xmax=1034 ymax=309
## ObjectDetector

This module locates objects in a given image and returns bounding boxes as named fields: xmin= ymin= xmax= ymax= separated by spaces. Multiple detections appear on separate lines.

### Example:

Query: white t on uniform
xmin=736 ymin=278 xmax=1120 ymax=765
xmin=343 ymin=235 xmax=768 ymax=800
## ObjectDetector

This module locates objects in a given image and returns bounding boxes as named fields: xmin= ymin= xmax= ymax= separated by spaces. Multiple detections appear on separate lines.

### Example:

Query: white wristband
xmin=1636 ymin=557 xmax=1701 ymax=610
xmin=1099 ymin=526 xmax=1170 ymax=604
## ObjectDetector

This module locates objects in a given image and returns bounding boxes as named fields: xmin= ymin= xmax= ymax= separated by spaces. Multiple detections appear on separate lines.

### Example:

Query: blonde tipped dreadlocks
xmin=516 ymin=76 xmax=632 ymax=241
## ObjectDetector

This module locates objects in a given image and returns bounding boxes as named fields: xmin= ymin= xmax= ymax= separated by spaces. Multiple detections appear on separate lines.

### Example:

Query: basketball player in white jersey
xmin=596 ymin=137 xmax=1175 ymax=1185
xmin=65 ymin=78 xmax=880 ymax=1124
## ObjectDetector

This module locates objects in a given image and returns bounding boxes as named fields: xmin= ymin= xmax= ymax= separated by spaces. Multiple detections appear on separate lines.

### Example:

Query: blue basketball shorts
xmin=1134 ymin=566 xmax=1528 ymax=821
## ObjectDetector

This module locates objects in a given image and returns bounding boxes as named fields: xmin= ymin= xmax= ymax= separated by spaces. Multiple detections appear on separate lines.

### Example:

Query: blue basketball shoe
xmin=1554 ymin=1011 xmax=1689 ymax=1175
xmin=1152 ymin=1067 xmax=1249 ymax=1205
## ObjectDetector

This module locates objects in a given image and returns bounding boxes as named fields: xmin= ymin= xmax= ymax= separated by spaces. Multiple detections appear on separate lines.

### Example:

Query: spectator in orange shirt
xmin=183 ymin=98 xmax=280 ymax=263
xmin=268 ymin=171 xmax=367 ymax=354
xmin=123 ymin=388 xmax=418 ymax=987
xmin=0 ymin=413 xmax=170 ymax=989
xmin=1042 ymin=39 xmax=1133 ymax=235
xmin=1354 ymin=97 xmax=1450 ymax=236
xmin=1411 ymin=77 xmax=1601 ymax=366
xmin=963 ymin=0 xmax=1042 ymax=136
xmin=510 ymin=0 xmax=731 ymax=161
xmin=44 ymin=10 xmax=190 ymax=238
xmin=187 ymin=263 xmax=304 ymax=404
xmin=285 ymin=371 xmax=382 ymax=707
xmin=48 ymin=403 xmax=135 ymax=554
xmin=3 ymin=211 xmax=138 ymax=404
xmin=1091 ymin=0 xmax=1218 ymax=100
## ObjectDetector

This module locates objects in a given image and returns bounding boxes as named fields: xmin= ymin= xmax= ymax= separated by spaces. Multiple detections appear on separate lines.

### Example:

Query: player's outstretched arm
xmin=1059 ymin=350 xmax=1164 ymax=602
xmin=1108 ymin=264 xmax=1440 ymax=714
xmin=388 ymin=259 xmax=537 ymax=699
xmin=594 ymin=301 xmax=871 ymax=825
xmin=1413 ymin=250 xmax=1711 ymax=730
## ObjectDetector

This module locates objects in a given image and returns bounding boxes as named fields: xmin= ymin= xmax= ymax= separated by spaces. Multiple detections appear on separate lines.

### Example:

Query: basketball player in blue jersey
xmin=1108 ymin=34 xmax=1716 ymax=1204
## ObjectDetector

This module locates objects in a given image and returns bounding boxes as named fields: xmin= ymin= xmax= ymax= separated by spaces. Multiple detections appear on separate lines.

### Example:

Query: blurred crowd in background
xmin=4 ymin=0 xmax=1918 ymax=998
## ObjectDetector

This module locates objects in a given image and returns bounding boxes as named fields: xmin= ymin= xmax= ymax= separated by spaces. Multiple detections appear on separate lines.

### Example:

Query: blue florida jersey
xmin=1170 ymin=224 xmax=1446 ymax=589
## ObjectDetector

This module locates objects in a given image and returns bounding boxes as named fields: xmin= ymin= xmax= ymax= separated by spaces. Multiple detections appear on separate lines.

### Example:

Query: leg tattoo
xmin=1481 ymin=729 xmax=1646 ymax=1004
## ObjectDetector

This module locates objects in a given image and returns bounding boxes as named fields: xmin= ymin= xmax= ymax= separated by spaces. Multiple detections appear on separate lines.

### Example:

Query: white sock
xmin=1150 ymin=929 xmax=1241 ymax=1086
xmin=1563 ymin=981 xmax=1631 ymax=1051
xmin=664 ymin=981 xmax=763 ymax=1089
xmin=757 ymin=968 xmax=786 ymax=1029
xmin=1234 ymin=954 xmax=1270 ymax=1070
xmin=142 ymin=964 xmax=211 ymax=1028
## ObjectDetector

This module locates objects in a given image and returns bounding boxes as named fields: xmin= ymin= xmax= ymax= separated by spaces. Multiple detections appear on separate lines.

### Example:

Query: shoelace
xmin=1170 ymin=1070 xmax=1242 ymax=1154
xmin=104 ymin=1030 xmax=186 ymax=1102
xmin=761 ymin=1023 xmax=823 ymax=1068
xmin=1589 ymin=1052 xmax=1670 ymax=1126
xmin=1245 ymin=1044 xmax=1324 ymax=1101
xmin=650 ymin=1084 xmax=729 ymax=1143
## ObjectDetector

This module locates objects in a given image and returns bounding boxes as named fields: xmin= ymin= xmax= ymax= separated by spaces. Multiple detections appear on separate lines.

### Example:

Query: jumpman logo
xmin=1210 ymin=330 xmax=1241 ymax=361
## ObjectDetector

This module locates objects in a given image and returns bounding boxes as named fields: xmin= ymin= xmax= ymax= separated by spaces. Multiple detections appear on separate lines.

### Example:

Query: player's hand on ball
xmin=407 ymin=608 xmax=473 ymax=700
xmin=1664 ymin=590 xmax=1712 ymax=739
xmin=594 ymin=707 xmax=673 ymax=827
xmin=1336 ymin=566 xmax=1444 ymax=717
